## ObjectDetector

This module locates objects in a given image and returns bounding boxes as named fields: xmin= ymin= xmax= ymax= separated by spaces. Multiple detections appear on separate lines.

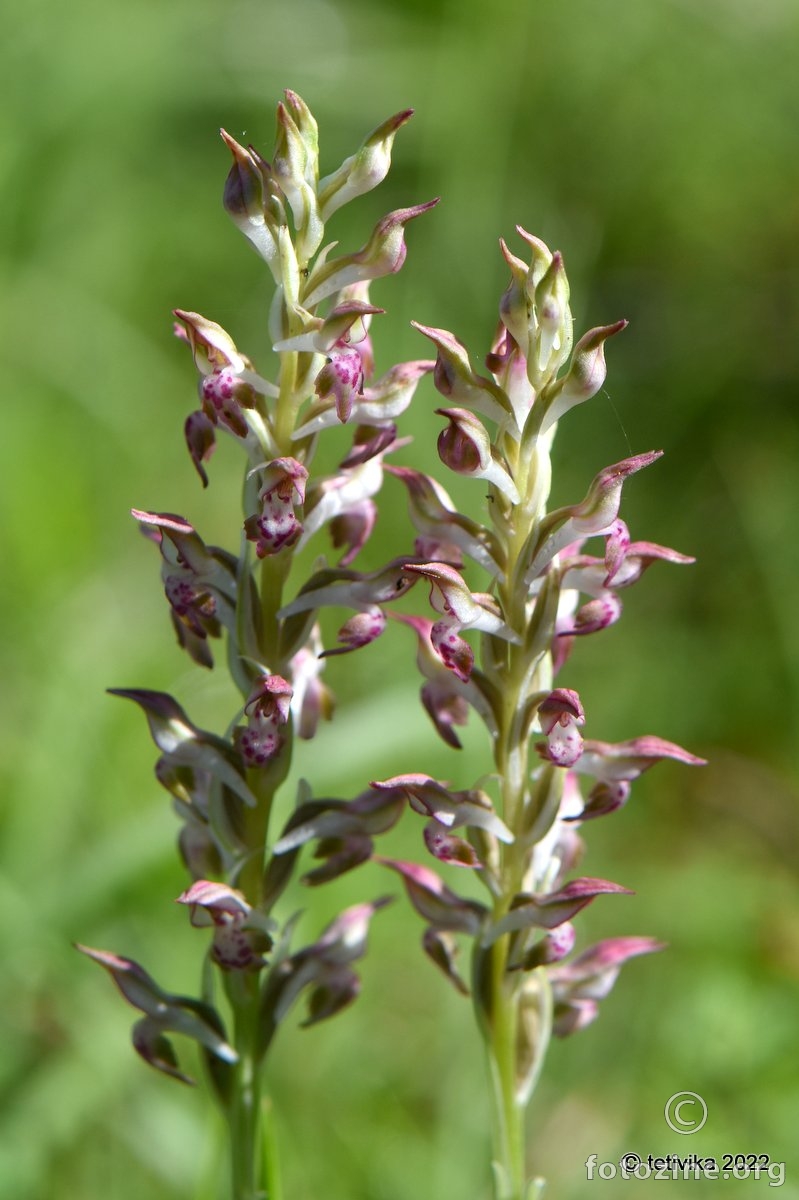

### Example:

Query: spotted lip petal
xmin=314 ymin=344 xmax=366 ymax=423
xmin=390 ymin=611 xmax=498 ymax=746
xmin=538 ymin=688 xmax=585 ymax=767
xmin=404 ymin=561 xmax=519 ymax=681
xmin=244 ymin=458 xmax=308 ymax=558
xmin=236 ymin=675 xmax=293 ymax=767
xmin=293 ymin=360 xmax=434 ymax=438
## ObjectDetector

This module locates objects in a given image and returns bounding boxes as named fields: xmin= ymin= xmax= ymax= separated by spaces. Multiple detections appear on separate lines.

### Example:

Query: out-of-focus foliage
xmin=2 ymin=0 xmax=798 ymax=1197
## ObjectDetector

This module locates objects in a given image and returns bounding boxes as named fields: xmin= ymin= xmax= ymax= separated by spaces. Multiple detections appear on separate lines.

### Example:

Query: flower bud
xmin=556 ymin=593 xmax=622 ymax=638
xmin=322 ymin=607 xmax=387 ymax=656
xmin=282 ymin=90 xmax=319 ymax=184
xmin=273 ymin=96 xmax=323 ymax=260
xmin=524 ymin=451 xmax=664 ymax=584
xmin=515 ymin=226 xmax=553 ymax=289
xmin=220 ymin=129 xmax=283 ymax=274
xmin=422 ymin=929 xmax=469 ymax=995
xmin=436 ymin=407 xmax=520 ymax=502
xmin=330 ymin=499 xmax=377 ymax=566
xmin=497 ymin=237 xmax=531 ymax=349
xmin=423 ymin=822 xmax=481 ymax=868
xmin=412 ymin=322 xmax=516 ymax=429
xmin=539 ymin=320 xmax=628 ymax=434
xmin=530 ymin=250 xmax=572 ymax=383
xmin=303 ymin=200 xmax=439 ymax=307
xmin=318 ymin=108 xmax=414 ymax=222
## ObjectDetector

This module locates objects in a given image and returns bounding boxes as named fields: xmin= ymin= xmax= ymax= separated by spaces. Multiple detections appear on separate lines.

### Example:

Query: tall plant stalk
xmin=77 ymin=92 xmax=704 ymax=1199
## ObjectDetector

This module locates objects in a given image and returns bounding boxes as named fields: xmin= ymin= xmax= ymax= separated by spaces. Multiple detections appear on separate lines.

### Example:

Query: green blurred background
xmin=3 ymin=0 xmax=799 ymax=1196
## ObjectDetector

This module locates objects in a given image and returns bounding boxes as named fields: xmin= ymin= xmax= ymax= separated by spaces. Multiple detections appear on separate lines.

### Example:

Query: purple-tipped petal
xmin=377 ymin=857 xmax=487 ymax=934
xmin=489 ymin=878 xmax=633 ymax=938
xmin=372 ymin=774 xmax=512 ymax=842
xmin=76 ymin=945 xmax=237 ymax=1061
xmin=550 ymin=936 xmax=665 ymax=1002
xmin=525 ymin=451 xmax=664 ymax=584
xmin=574 ymin=736 xmax=707 ymax=784
xmin=303 ymin=201 xmax=440 ymax=307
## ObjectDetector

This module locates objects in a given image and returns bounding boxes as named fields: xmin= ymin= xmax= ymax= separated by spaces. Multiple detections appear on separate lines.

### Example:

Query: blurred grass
xmin=3 ymin=0 xmax=799 ymax=1197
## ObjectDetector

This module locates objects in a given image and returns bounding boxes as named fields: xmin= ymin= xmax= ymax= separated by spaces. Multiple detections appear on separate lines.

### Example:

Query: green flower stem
xmin=485 ymin=943 xmax=525 ymax=1200
xmin=259 ymin=345 xmax=302 ymax=668
xmin=273 ymin=349 xmax=300 ymax=457
xmin=480 ymin=435 xmax=556 ymax=1199
xmin=227 ymin=335 xmax=304 ymax=1196
xmin=260 ymin=1097 xmax=284 ymax=1200
xmin=226 ymin=973 xmax=267 ymax=1200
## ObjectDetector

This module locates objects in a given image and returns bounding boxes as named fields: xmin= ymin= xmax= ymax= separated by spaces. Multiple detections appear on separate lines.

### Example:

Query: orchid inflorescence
xmin=79 ymin=91 xmax=703 ymax=1200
